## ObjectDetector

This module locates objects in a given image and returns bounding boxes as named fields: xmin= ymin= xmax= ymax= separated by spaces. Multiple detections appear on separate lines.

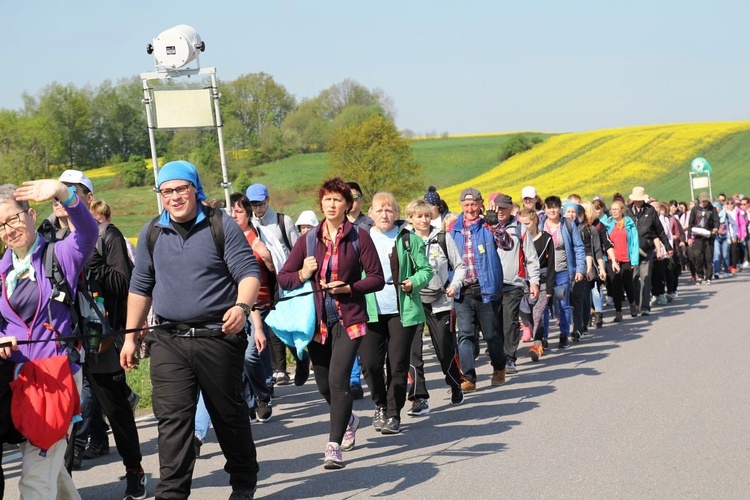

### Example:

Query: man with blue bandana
xmin=120 ymin=161 xmax=261 ymax=499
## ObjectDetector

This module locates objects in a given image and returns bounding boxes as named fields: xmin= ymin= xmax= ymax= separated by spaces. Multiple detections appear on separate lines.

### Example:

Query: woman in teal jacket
xmin=600 ymin=200 xmax=640 ymax=322
xmin=360 ymin=192 xmax=433 ymax=435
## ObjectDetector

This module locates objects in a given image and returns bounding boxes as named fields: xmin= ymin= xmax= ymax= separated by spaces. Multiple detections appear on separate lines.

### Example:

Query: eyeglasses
xmin=158 ymin=184 xmax=191 ymax=198
xmin=0 ymin=210 xmax=28 ymax=236
xmin=352 ymin=194 xmax=362 ymax=201
xmin=250 ymin=201 xmax=267 ymax=209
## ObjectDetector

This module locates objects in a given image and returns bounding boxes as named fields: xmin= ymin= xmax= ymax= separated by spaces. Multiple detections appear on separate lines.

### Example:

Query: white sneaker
xmin=742 ymin=262 xmax=750 ymax=269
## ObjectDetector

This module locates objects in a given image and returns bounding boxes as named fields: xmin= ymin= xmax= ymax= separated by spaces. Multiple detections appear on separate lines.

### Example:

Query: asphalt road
xmin=3 ymin=273 xmax=749 ymax=499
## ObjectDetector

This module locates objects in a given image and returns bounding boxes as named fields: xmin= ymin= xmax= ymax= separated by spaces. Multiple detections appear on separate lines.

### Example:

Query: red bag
xmin=10 ymin=356 xmax=81 ymax=453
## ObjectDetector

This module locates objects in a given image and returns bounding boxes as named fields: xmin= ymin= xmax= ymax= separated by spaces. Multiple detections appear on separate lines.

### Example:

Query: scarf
xmin=7 ymin=234 xmax=42 ymax=297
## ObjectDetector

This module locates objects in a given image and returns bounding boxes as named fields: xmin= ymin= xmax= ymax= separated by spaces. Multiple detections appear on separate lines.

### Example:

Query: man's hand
xmin=0 ymin=336 xmax=18 ymax=360
xmin=120 ymin=337 xmax=139 ymax=372
xmin=222 ymin=306 xmax=247 ymax=335
xmin=529 ymin=284 xmax=539 ymax=300
xmin=574 ymin=272 xmax=584 ymax=282
xmin=446 ymin=286 xmax=457 ymax=298
xmin=400 ymin=279 xmax=413 ymax=293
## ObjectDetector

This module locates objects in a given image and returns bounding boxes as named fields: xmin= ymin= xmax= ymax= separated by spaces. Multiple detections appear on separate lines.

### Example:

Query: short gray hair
xmin=0 ymin=184 xmax=28 ymax=211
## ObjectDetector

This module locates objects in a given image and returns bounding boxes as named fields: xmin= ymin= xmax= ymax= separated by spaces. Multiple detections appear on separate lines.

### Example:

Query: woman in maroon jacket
xmin=277 ymin=178 xmax=384 ymax=470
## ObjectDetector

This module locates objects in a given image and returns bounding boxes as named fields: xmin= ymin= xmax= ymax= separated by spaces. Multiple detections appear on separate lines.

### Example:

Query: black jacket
xmin=626 ymin=202 xmax=672 ymax=254
xmin=687 ymin=203 xmax=720 ymax=239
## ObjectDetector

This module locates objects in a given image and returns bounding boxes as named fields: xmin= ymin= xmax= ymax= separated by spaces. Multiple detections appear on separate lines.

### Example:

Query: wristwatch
xmin=235 ymin=302 xmax=252 ymax=317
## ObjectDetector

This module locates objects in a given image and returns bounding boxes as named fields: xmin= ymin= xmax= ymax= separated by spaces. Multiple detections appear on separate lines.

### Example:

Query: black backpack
xmin=145 ymin=206 xmax=225 ymax=260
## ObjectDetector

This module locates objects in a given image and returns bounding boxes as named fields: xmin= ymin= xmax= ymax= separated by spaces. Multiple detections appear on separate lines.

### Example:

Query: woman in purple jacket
xmin=0 ymin=180 xmax=98 ymax=499
xmin=277 ymin=178 xmax=384 ymax=470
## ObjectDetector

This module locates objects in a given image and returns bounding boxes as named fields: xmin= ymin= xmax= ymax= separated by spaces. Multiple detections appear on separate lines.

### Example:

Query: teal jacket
xmin=367 ymin=226 xmax=433 ymax=327
xmin=599 ymin=214 xmax=640 ymax=266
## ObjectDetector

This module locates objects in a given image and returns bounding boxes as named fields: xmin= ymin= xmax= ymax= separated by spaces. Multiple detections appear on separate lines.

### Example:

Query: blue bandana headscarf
xmin=562 ymin=201 xmax=579 ymax=217
xmin=156 ymin=161 xmax=208 ymax=225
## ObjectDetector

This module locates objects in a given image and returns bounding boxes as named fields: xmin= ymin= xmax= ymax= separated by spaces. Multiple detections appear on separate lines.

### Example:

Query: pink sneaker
xmin=341 ymin=414 xmax=360 ymax=451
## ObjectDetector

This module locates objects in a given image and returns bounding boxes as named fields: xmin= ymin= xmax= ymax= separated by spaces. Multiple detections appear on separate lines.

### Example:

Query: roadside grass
xmin=125 ymin=358 xmax=152 ymax=409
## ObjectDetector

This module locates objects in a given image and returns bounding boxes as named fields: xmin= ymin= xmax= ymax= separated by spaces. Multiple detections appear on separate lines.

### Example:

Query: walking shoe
xmin=655 ymin=295 xmax=667 ymax=305
xmin=450 ymin=386 xmax=464 ymax=405
xmin=541 ymin=339 xmax=549 ymax=349
xmin=705 ymin=279 xmax=712 ymax=285
xmin=341 ymin=414 xmax=360 ymax=451
xmin=229 ymin=489 xmax=257 ymax=499
xmin=743 ymin=261 xmax=750 ymax=269
xmin=248 ymin=406 xmax=258 ymax=423
xmin=460 ymin=379 xmax=476 ymax=393
xmin=558 ymin=335 xmax=569 ymax=349
xmin=82 ymin=439 xmax=110 ymax=459
xmin=128 ymin=392 xmax=140 ymax=413
xmin=696 ymin=278 xmax=703 ymax=285
xmin=381 ymin=417 xmax=401 ymax=435
xmin=323 ymin=442 xmax=343 ymax=470
xmin=372 ymin=407 xmax=387 ymax=431
xmin=256 ymin=399 xmax=272 ymax=422
xmin=505 ymin=359 xmax=517 ymax=374
xmin=641 ymin=309 xmax=651 ymax=316
xmin=407 ymin=398 xmax=430 ymax=416
xmin=595 ymin=312 xmax=603 ymax=328
xmin=193 ymin=435 xmax=202 ymax=458
xmin=630 ymin=303 xmax=639 ymax=317
xmin=664 ymin=293 xmax=673 ymax=303
xmin=274 ymin=371 xmax=291 ymax=386
xmin=294 ymin=360 xmax=310 ymax=386
xmin=671 ymin=291 xmax=679 ymax=298
xmin=528 ymin=345 xmax=543 ymax=362
xmin=123 ymin=468 xmax=147 ymax=500
xmin=350 ymin=383 xmax=364 ymax=400
xmin=571 ymin=330 xmax=581 ymax=342
xmin=491 ymin=368 xmax=506 ymax=386
xmin=650 ymin=295 xmax=657 ymax=306
xmin=614 ymin=311 xmax=623 ymax=323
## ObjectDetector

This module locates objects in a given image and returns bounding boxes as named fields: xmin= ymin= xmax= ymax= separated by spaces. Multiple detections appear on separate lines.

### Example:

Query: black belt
xmin=159 ymin=327 xmax=225 ymax=338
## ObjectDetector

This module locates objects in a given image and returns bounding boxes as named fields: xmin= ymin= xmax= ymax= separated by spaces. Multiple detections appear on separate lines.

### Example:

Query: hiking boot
xmin=123 ymin=468 xmax=147 ymax=500
xmin=274 ymin=371 xmax=291 ymax=386
xmin=407 ymin=398 xmax=430 ymax=416
xmin=323 ymin=442 xmax=343 ymax=469
xmin=351 ymin=383 xmax=364 ymax=400
xmin=595 ymin=312 xmax=603 ymax=328
xmin=614 ymin=311 xmax=623 ymax=323
xmin=381 ymin=417 xmax=401 ymax=435
xmin=256 ymin=399 xmax=272 ymax=422
xmin=294 ymin=360 xmax=310 ymax=386
xmin=82 ymin=439 xmax=110 ymax=459
xmin=505 ymin=359 xmax=517 ymax=374
xmin=193 ymin=435 xmax=202 ymax=458
xmin=248 ymin=406 xmax=258 ymax=423
xmin=528 ymin=345 xmax=543 ymax=362
xmin=629 ymin=303 xmax=639 ymax=317
xmin=341 ymin=414 xmax=360 ymax=451
xmin=450 ymin=387 xmax=464 ymax=405
xmin=128 ymin=392 xmax=140 ymax=413
xmin=491 ymin=368 xmax=506 ymax=386
xmin=229 ymin=489 xmax=257 ymax=499
xmin=372 ymin=407 xmax=387 ymax=431
xmin=460 ymin=379 xmax=476 ymax=393
xmin=558 ymin=335 xmax=569 ymax=349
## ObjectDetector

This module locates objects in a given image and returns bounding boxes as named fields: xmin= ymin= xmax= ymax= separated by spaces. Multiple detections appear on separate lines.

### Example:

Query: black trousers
xmin=148 ymin=330 xmax=257 ymax=499
xmin=307 ymin=322 xmax=362 ymax=444
xmin=651 ymin=258 xmax=667 ymax=297
xmin=85 ymin=368 xmax=143 ymax=470
xmin=360 ymin=314 xmax=417 ymax=420
xmin=606 ymin=261 xmax=636 ymax=312
xmin=691 ymin=237 xmax=714 ymax=280
xmin=409 ymin=306 xmax=462 ymax=401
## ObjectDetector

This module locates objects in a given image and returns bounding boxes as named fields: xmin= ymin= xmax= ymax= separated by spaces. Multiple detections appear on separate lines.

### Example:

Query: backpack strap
xmin=277 ymin=212 xmax=292 ymax=251
xmin=147 ymin=207 xmax=225 ymax=261
xmin=305 ymin=227 xmax=317 ymax=259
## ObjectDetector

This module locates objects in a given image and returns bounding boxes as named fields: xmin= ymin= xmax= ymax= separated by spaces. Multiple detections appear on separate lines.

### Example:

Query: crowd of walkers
xmin=0 ymin=161 xmax=748 ymax=499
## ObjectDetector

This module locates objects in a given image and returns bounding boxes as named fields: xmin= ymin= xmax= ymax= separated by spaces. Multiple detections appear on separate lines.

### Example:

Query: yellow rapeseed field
xmin=441 ymin=121 xmax=750 ymax=207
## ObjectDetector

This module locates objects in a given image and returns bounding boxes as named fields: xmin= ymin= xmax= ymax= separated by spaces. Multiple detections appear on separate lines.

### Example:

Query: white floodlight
xmin=146 ymin=25 xmax=206 ymax=71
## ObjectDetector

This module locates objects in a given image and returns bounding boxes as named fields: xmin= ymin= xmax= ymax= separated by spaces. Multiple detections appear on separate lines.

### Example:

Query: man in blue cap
xmin=121 ymin=161 xmax=262 ymax=499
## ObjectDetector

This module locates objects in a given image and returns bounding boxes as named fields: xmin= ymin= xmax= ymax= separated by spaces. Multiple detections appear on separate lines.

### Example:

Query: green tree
xmin=327 ymin=115 xmax=423 ymax=201
xmin=498 ymin=133 xmax=533 ymax=162
xmin=35 ymin=83 xmax=94 ymax=168
xmin=317 ymin=79 xmax=394 ymax=121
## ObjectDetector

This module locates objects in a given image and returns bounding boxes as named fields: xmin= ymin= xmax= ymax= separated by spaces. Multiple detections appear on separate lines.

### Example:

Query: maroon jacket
xmin=277 ymin=219 xmax=384 ymax=331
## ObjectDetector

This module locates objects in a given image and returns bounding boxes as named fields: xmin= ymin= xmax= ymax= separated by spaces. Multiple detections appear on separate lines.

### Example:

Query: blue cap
xmin=246 ymin=184 xmax=269 ymax=202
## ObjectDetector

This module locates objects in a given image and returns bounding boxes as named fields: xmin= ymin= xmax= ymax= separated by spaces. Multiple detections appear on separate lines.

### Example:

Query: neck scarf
xmin=7 ymin=234 xmax=42 ymax=297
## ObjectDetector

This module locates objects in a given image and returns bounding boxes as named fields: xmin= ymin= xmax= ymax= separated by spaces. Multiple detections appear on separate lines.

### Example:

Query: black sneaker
xmin=257 ymin=399 xmax=272 ymax=422
xmin=274 ymin=371 xmax=291 ymax=386
xmin=229 ymin=488 xmax=257 ymax=499
xmin=82 ymin=439 xmax=110 ymax=459
xmin=407 ymin=398 xmax=430 ymax=416
xmin=630 ymin=302 xmax=639 ymax=317
xmin=571 ymin=330 xmax=581 ymax=342
xmin=350 ymin=383 xmax=364 ymax=400
xmin=294 ymin=360 xmax=310 ymax=386
xmin=193 ymin=435 xmax=202 ymax=458
xmin=558 ymin=335 xmax=569 ymax=349
xmin=450 ymin=387 xmax=464 ymax=406
xmin=123 ymin=468 xmax=147 ymax=500
xmin=372 ymin=407 xmax=386 ymax=431
xmin=541 ymin=339 xmax=549 ymax=349
xmin=381 ymin=417 xmax=401 ymax=435
xmin=248 ymin=406 xmax=258 ymax=423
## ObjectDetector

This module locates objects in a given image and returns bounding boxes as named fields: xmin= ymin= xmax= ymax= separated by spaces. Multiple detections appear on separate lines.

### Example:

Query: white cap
xmin=521 ymin=186 xmax=537 ymax=199
xmin=295 ymin=210 xmax=319 ymax=228
xmin=59 ymin=169 xmax=94 ymax=194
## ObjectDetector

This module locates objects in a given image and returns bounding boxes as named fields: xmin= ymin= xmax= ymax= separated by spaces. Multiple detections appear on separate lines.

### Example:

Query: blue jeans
xmin=75 ymin=370 xmax=109 ymax=451
xmin=244 ymin=310 xmax=273 ymax=408
xmin=350 ymin=355 xmax=362 ymax=386
xmin=550 ymin=272 xmax=572 ymax=337
xmin=591 ymin=280 xmax=604 ymax=312
xmin=194 ymin=391 xmax=210 ymax=441
xmin=713 ymin=235 xmax=730 ymax=275
xmin=454 ymin=293 xmax=504 ymax=382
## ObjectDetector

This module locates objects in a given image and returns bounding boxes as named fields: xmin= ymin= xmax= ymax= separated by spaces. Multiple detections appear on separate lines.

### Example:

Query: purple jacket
xmin=277 ymin=219 xmax=385 ymax=332
xmin=0 ymin=200 xmax=98 ymax=364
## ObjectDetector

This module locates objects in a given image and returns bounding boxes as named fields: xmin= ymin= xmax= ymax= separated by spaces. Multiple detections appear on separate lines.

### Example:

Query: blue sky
xmin=2 ymin=0 xmax=748 ymax=134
